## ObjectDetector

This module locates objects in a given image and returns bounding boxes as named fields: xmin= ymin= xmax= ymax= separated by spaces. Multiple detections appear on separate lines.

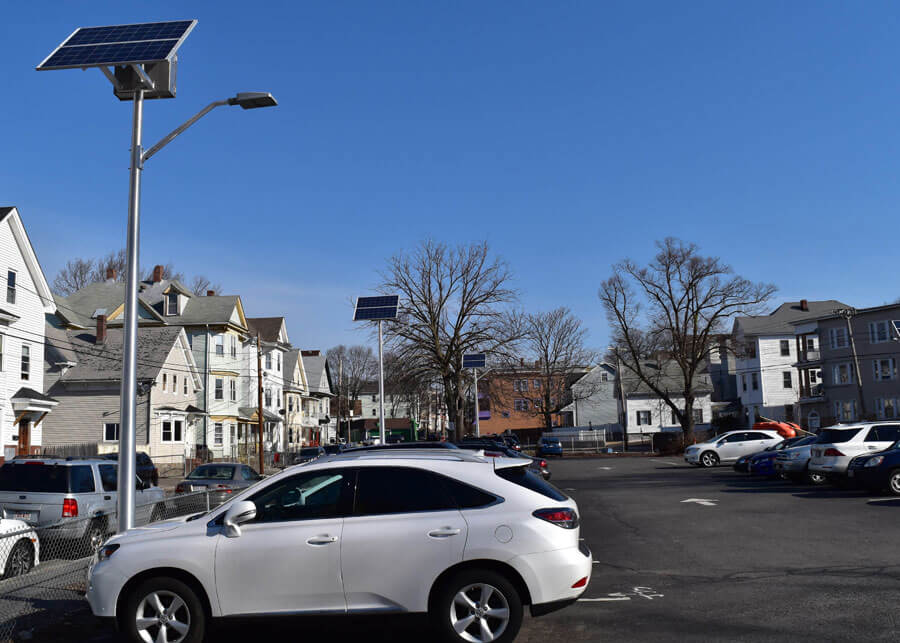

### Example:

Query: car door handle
xmin=428 ymin=527 xmax=461 ymax=538
xmin=306 ymin=535 xmax=338 ymax=545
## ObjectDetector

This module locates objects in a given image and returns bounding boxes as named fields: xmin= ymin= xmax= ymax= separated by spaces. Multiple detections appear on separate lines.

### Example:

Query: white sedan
xmin=685 ymin=430 xmax=783 ymax=467
xmin=0 ymin=518 xmax=40 ymax=579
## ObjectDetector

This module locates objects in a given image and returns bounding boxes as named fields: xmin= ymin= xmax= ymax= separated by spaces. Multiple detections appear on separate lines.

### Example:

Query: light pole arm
xmin=142 ymin=99 xmax=230 ymax=163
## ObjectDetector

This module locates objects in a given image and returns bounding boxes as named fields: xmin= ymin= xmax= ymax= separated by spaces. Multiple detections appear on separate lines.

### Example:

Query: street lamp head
xmin=229 ymin=92 xmax=278 ymax=109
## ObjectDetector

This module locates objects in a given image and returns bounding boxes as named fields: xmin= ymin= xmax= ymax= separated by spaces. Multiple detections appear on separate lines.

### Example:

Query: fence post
xmin=205 ymin=491 xmax=210 ymax=513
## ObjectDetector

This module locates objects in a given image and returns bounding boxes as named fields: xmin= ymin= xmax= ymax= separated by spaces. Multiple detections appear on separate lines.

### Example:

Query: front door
xmin=214 ymin=467 xmax=353 ymax=615
xmin=341 ymin=466 xmax=468 ymax=613
xmin=16 ymin=421 xmax=30 ymax=456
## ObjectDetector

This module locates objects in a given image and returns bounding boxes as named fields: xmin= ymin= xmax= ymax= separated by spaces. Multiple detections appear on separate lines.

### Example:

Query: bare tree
xmin=326 ymin=344 xmax=378 ymax=421
xmin=599 ymin=238 xmax=776 ymax=444
xmin=189 ymin=275 xmax=222 ymax=297
xmin=52 ymin=258 xmax=95 ymax=296
xmin=90 ymin=250 xmax=128 ymax=284
xmin=380 ymin=240 xmax=519 ymax=440
xmin=490 ymin=308 xmax=597 ymax=430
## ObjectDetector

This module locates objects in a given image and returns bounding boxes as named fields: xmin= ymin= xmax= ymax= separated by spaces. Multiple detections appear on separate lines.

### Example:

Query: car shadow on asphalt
xmin=212 ymin=613 xmax=432 ymax=641
xmin=716 ymin=476 xmax=892 ymax=500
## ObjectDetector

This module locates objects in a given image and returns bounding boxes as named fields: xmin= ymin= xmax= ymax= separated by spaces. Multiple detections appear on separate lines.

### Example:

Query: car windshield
xmin=187 ymin=465 xmax=234 ymax=480
xmin=300 ymin=448 xmax=322 ymax=456
xmin=816 ymin=428 xmax=863 ymax=444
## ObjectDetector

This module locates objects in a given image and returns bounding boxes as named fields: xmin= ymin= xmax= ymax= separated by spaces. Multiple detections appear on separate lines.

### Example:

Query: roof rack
xmin=327 ymin=449 xmax=487 ymax=464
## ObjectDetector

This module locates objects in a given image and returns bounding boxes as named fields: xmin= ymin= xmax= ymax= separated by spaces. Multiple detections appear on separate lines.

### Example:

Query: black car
xmin=102 ymin=451 xmax=158 ymax=486
xmin=846 ymin=440 xmax=900 ymax=495
xmin=292 ymin=446 xmax=326 ymax=464
xmin=455 ymin=440 xmax=551 ymax=480
xmin=322 ymin=444 xmax=345 ymax=455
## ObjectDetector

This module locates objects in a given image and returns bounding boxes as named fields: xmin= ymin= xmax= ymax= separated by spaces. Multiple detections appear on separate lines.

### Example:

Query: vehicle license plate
xmin=13 ymin=512 xmax=35 ymax=522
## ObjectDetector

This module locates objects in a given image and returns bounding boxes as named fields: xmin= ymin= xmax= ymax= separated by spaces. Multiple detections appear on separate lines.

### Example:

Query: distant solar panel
xmin=37 ymin=20 xmax=197 ymax=70
xmin=463 ymin=353 xmax=486 ymax=369
xmin=354 ymin=295 xmax=400 ymax=322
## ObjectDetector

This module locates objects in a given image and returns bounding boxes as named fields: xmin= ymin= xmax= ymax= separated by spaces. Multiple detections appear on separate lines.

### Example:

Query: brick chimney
xmin=800 ymin=299 xmax=809 ymax=312
xmin=105 ymin=268 xmax=116 ymax=281
xmin=96 ymin=314 xmax=107 ymax=344
xmin=206 ymin=290 xmax=215 ymax=296
xmin=152 ymin=265 xmax=164 ymax=283
xmin=301 ymin=350 xmax=320 ymax=357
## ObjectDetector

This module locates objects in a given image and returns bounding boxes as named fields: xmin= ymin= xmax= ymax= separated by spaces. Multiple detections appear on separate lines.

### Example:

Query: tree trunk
xmin=680 ymin=397 xmax=696 ymax=446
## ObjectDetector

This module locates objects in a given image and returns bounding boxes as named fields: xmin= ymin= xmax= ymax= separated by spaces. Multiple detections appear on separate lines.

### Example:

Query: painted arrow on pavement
xmin=681 ymin=498 xmax=718 ymax=507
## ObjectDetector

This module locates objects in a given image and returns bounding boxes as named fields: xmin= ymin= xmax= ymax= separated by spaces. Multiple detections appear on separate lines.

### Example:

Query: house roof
xmin=247 ymin=317 xmax=287 ymax=344
xmin=0 ymin=207 xmax=56 ymax=313
xmin=11 ymin=387 xmax=58 ymax=403
xmin=48 ymin=325 xmax=185 ymax=382
xmin=302 ymin=352 xmax=333 ymax=396
xmin=734 ymin=301 xmax=849 ymax=336
xmin=618 ymin=361 xmax=713 ymax=397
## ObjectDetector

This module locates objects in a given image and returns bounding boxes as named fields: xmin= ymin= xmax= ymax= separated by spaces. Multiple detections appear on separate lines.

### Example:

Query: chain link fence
xmin=0 ymin=489 xmax=217 ymax=642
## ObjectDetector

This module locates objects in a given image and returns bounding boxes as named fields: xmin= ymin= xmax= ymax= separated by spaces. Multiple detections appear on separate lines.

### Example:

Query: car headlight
xmin=97 ymin=543 xmax=120 ymax=562
xmin=864 ymin=456 xmax=884 ymax=468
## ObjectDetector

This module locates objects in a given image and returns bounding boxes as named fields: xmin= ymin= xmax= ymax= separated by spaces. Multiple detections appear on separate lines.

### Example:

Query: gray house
xmin=560 ymin=364 xmax=618 ymax=428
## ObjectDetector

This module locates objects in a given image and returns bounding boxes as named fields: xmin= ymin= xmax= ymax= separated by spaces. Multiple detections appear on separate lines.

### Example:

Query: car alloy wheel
xmin=806 ymin=470 xmax=827 ymax=486
xmin=889 ymin=470 xmax=900 ymax=497
xmin=3 ymin=541 xmax=33 ymax=578
xmin=450 ymin=583 xmax=510 ymax=643
xmin=700 ymin=452 xmax=718 ymax=468
xmin=135 ymin=590 xmax=191 ymax=643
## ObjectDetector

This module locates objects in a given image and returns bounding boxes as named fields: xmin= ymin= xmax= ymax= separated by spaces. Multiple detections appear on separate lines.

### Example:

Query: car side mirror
xmin=223 ymin=500 xmax=257 ymax=538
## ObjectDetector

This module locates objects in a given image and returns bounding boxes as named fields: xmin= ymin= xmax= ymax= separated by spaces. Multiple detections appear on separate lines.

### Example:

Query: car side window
xmin=98 ymin=464 xmax=117 ymax=492
xmin=354 ymin=467 xmax=457 ymax=516
xmin=241 ymin=466 xmax=260 ymax=481
xmin=249 ymin=469 xmax=351 ymax=523
xmin=69 ymin=465 xmax=96 ymax=493
xmin=441 ymin=475 xmax=499 ymax=509
xmin=868 ymin=425 xmax=900 ymax=442
xmin=723 ymin=433 xmax=745 ymax=443
xmin=746 ymin=432 xmax=769 ymax=441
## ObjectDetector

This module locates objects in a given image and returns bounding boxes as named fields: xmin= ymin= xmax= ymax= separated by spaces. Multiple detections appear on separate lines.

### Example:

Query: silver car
xmin=809 ymin=423 xmax=900 ymax=480
xmin=774 ymin=435 xmax=825 ymax=484
xmin=0 ymin=457 xmax=164 ymax=552
xmin=684 ymin=430 xmax=782 ymax=467
xmin=175 ymin=463 xmax=263 ymax=508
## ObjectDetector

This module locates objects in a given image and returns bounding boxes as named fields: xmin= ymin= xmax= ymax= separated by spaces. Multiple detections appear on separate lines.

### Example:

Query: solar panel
xmin=37 ymin=20 xmax=197 ymax=70
xmin=354 ymin=295 xmax=400 ymax=322
xmin=463 ymin=353 xmax=486 ymax=369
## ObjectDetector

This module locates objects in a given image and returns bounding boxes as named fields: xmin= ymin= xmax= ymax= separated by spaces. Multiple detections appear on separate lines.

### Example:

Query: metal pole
xmin=378 ymin=320 xmax=386 ymax=444
xmin=117 ymin=88 xmax=144 ymax=534
xmin=474 ymin=369 xmax=480 ymax=437
xmin=256 ymin=334 xmax=265 ymax=474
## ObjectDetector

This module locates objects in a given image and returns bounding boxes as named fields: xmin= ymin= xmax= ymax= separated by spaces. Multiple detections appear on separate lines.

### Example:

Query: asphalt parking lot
xmin=24 ymin=456 xmax=900 ymax=642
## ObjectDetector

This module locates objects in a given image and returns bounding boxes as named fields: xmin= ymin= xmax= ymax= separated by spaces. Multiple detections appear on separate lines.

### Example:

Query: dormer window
xmin=166 ymin=292 xmax=179 ymax=315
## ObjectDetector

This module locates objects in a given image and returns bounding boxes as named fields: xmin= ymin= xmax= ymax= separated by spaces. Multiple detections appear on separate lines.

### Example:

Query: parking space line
xmin=578 ymin=597 xmax=631 ymax=602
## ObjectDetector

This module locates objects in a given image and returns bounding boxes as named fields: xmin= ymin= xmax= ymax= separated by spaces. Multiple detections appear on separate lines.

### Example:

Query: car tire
xmin=805 ymin=469 xmax=827 ymax=486
xmin=82 ymin=520 xmax=107 ymax=557
xmin=3 ymin=540 xmax=34 ymax=579
xmin=122 ymin=576 xmax=205 ymax=643
xmin=888 ymin=469 xmax=900 ymax=497
xmin=699 ymin=451 xmax=719 ymax=468
xmin=431 ymin=568 xmax=523 ymax=643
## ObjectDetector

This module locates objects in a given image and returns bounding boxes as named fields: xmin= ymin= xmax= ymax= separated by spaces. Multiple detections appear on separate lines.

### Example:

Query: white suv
xmin=86 ymin=450 xmax=591 ymax=643
xmin=809 ymin=423 xmax=900 ymax=479
xmin=684 ymin=430 xmax=783 ymax=467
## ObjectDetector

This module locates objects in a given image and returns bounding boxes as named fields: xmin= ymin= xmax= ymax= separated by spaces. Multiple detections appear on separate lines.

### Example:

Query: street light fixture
xmin=37 ymin=20 xmax=277 ymax=533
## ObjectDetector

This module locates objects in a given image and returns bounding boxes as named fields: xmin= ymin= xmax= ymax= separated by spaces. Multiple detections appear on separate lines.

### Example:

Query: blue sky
xmin=2 ymin=1 xmax=899 ymax=352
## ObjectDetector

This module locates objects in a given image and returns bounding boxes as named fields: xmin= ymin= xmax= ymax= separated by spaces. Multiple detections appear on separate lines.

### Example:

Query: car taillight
xmin=533 ymin=507 xmax=578 ymax=529
xmin=824 ymin=448 xmax=844 ymax=457
xmin=175 ymin=484 xmax=185 ymax=493
xmin=62 ymin=498 xmax=78 ymax=518
xmin=539 ymin=460 xmax=547 ymax=468
xmin=216 ymin=485 xmax=233 ymax=493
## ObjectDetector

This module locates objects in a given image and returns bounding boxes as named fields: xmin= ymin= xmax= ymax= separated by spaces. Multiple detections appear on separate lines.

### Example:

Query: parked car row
xmin=687 ymin=423 xmax=900 ymax=496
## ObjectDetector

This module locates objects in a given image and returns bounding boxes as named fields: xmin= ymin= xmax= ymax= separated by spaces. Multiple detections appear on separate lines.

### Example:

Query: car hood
xmin=107 ymin=515 xmax=198 ymax=544
xmin=0 ymin=519 xmax=32 ymax=535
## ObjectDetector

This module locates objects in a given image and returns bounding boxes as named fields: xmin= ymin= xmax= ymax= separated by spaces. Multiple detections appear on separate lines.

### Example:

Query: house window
xmin=741 ymin=374 xmax=747 ymax=391
xmin=833 ymin=363 xmax=853 ymax=385
xmin=513 ymin=379 xmax=528 ymax=392
xmin=103 ymin=423 xmax=120 ymax=442
xmin=809 ymin=370 xmax=818 ymax=384
xmin=265 ymin=388 xmax=272 ymax=407
xmin=265 ymin=353 xmax=272 ymax=370
xmin=0 ymin=334 xmax=4 ymax=371
xmin=869 ymin=321 xmax=890 ymax=344
xmin=214 ymin=423 xmax=224 ymax=446
xmin=230 ymin=335 xmax=237 ymax=358
xmin=636 ymin=410 xmax=651 ymax=425
xmin=5 ymin=270 xmax=15 ymax=304
xmin=751 ymin=373 xmax=759 ymax=390
xmin=162 ymin=373 xmax=167 ymax=391
xmin=166 ymin=292 xmax=178 ymax=315
xmin=873 ymin=358 xmax=896 ymax=381
xmin=876 ymin=398 xmax=898 ymax=419
xmin=20 ymin=344 xmax=29 ymax=381
xmin=372 ymin=408 xmax=377 ymax=416
xmin=288 ymin=397 xmax=294 ymax=412
xmin=692 ymin=408 xmax=703 ymax=424
xmin=601 ymin=372 xmax=609 ymax=382
xmin=162 ymin=420 xmax=183 ymax=442
xmin=533 ymin=379 xmax=541 ymax=389
xmin=780 ymin=340 xmax=790 ymax=357
xmin=215 ymin=334 xmax=224 ymax=356
xmin=371 ymin=394 xmax=377 ymax=402
xmin=782 ymin=371 xmax=792 ymax=389
xmin=745 ymin=342 xmax=756 ymax=358
xmin=230 ymin=379 xmax=237 ymax=401
xmin=172 ymin=375 xmax=177 ymax=393
xmin=833 ymin=400 xmax=857 ymax=422
xmin=514 ymin=398 xmax=529 ymax=411
xmin=277 ymin=353 xmax=281 ymax=372
xmin=215 ymin=378 xmax=224 ymax=400
xmin=183 ymin=377 xmax=188 ymax=395
xmin=829 ymin=327 xmax=848 ymax=349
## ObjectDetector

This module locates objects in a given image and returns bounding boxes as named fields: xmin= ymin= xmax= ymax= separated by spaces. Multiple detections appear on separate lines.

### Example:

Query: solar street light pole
xmin=378 ymin=320 xmax=386 ymax=445
xmin=116 ymin=88 xmax=145 ymax=533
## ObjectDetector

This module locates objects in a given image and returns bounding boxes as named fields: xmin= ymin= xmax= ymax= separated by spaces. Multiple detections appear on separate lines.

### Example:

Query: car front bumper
xmin=86 ymin=559 xmax=127 ymax=618
xmin=845 ymin=466 xmax=886 ymax=489
xmin=684 ymin=451 xmax=701 ymax=464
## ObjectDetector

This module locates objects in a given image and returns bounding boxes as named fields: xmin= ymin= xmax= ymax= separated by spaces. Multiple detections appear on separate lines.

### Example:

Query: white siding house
xmin=0 ymin=208 xmax=57 ymax=461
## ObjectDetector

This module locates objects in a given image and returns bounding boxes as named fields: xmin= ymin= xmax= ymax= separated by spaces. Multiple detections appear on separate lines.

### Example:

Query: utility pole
xmin=836 ymin=308 xmax=866 ymax=419
xmin=339 ymin=356 xmax=344 ymax=443
xmin=256 ymin=334 xmax=265 ymax=474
